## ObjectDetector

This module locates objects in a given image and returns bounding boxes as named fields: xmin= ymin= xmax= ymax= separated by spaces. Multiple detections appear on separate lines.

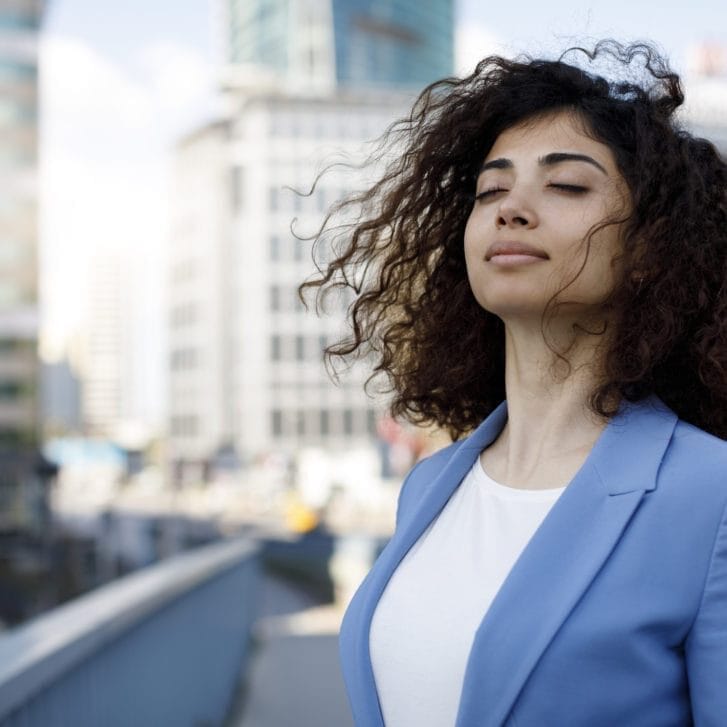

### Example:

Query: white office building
xmin=167 ymin=90 xmax=410 ymax=479
xmin=77 ymin=246 xmax=132 ymax=439
xmin=167 ymin=121 xmax=234 ymax=479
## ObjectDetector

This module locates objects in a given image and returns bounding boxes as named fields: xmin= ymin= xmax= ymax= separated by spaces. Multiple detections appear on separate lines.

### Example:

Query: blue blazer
xmin=339 ymin=396 xmax=727 ymax=726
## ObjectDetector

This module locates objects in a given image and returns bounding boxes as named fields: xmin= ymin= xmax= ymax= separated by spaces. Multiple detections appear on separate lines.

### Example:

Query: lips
xmin=485 ymin=241 xmax=549 ymax=261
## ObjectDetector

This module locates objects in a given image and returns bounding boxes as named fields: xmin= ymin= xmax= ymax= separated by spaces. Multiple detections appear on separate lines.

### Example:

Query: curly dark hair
xmin=299 ymin=40 xmax=727 ymax=440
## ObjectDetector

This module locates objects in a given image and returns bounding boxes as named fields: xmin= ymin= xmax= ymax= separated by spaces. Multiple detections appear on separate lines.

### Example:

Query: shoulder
xmin=415 ymin=439 xmax=464 ymax=475
xmin=394 ymin=438 xmax=466 ymax=527
xmin=665 ymin=419 xmax=727 ymax=498
xmin=671 ymin=418 xmax=727 ymax=454
xmin=409 ymin=437 xmax=467 ymax=486
xmin=652 ymin=418 xmax=727 ymax=538
xmin=623 ymin=395 xmax=727 ymax=505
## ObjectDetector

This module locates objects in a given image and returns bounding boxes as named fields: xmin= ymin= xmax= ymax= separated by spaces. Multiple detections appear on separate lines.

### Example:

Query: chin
xmin=474 ymin=296 xmax=547 ymax=321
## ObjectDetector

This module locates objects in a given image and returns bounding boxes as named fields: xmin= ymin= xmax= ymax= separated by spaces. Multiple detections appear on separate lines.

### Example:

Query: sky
xmin=38 ymin=0 xmax=727 ymax=430
xmin=457 ymin=0 xmax=726 ymax=71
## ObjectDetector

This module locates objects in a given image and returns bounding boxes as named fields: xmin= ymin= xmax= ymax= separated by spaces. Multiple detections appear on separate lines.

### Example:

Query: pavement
xmin=226 ymin=573 xmax=354 ymax=727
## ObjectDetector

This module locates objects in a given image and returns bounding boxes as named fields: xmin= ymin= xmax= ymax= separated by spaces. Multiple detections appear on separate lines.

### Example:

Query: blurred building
xmin=79 ymin=247 xmax=131 ymax=438
xmin=40 ymin=357 xmax=82 ymax=435
xmin=168 ymin=121 xmax=233 ymax=482
xmin=684 ymin=43 xmax=727 ymax=154
xmin=169 ymin=95 xmax=405 ymax=479
xmin=0 ymin=0 xmax=44 ymax=450
xmin=217 ymin=0 xmax=453 ymax=94
xmin=167 ymin=0 xmax=453 ymax=482
xmin=0 ymin=0 xmax=54 ymax=629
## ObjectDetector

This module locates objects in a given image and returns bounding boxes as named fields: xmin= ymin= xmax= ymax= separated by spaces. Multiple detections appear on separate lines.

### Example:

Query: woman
xmin=301 ymin=42 xmax=727 ymax=725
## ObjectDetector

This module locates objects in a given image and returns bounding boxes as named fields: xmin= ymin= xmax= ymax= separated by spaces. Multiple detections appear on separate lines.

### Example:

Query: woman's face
xmin=463 ymin=110 xmax=631 ymax=325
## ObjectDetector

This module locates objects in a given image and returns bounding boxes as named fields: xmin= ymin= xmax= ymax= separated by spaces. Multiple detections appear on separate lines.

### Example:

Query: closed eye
xmin=474 ymin=188 xmax=507 ymax=201
xmin=549 ymin=183 xmax=588 ymax=194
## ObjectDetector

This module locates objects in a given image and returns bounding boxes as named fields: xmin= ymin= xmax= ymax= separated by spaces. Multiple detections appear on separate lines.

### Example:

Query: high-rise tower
xmin=0 ymin=0 xmax=44 ymax=450
xmin=219 ymin=0 xmax=453 ymax=93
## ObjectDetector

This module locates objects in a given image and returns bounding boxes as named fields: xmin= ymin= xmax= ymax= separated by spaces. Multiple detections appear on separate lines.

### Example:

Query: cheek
xmin=584 ymin=223 xmax=624 ymax=274
xmin=564 ymin=237 xmax=622 ymax=301
xmin=462 ymin=215 xmax=487 ymax=302
xmin=463 ymin=210 xmax=481 ymax=263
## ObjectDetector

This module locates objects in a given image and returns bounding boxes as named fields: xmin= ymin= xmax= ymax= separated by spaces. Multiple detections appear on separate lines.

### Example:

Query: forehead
xmin=484 ymin=111 xmax=616 ymax=169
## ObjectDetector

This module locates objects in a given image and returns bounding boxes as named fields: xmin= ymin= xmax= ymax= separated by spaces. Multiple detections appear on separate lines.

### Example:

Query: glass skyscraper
xmin=0 ymin=0 xmax=44 ymax=448
xmin=223 ymin=0 xmax=453 ymax=91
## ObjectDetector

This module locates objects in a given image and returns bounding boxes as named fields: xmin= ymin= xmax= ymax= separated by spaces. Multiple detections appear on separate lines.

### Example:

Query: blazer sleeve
xmin=685 ymin=499 xmax=727 ymax=725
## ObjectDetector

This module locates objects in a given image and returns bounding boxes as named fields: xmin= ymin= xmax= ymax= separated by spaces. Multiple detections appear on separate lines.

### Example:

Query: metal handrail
xmin=0 ymin=537 xmax=259 ymax=722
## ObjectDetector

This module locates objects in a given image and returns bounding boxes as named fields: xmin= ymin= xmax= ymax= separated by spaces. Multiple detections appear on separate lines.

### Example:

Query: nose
xmin=496 ymin=193 xmax=538 ymax=229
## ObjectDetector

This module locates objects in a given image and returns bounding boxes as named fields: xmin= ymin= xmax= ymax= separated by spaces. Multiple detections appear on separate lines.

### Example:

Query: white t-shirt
xmin=369 ymin=458 xmax=566 ymax=727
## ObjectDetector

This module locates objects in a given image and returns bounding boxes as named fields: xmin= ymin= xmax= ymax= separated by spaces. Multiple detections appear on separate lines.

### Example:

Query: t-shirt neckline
xmin=473 ymin=458 xmax=567 ymax=500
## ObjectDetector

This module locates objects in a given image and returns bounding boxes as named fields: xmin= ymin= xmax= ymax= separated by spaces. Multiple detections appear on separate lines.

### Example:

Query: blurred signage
xmin=690 ymin=43 xmax=727 ymax=78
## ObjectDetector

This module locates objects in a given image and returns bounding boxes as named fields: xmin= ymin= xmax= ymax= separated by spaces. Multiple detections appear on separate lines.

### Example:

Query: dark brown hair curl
xmin=299 ymin=40 xmax=727 ymax=440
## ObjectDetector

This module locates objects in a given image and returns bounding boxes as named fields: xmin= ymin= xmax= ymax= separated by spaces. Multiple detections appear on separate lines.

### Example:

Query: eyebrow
xmin=480 ymin=152 xmax=608 ymax=175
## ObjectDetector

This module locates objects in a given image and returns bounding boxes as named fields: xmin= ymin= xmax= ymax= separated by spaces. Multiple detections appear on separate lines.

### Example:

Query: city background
xmin=1 ymin=0 xmax=726 ymax=725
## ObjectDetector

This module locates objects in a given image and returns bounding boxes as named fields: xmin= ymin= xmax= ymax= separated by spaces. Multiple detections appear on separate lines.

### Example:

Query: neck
xmin=482 ymin=317 xmax=612 ymax=489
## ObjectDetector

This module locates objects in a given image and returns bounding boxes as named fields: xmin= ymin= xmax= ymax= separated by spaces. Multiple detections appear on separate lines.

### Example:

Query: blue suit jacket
xmin=339 ymin=396 xmax=727 ymax=726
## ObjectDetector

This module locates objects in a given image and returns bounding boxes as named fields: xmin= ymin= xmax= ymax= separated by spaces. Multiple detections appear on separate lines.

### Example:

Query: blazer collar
xmin=458 ymin=393 xmax=675 ymax=495
xmin=589 ymin=394 xmax=676 ymax=494
xmin=355 ymin=395 xmax=678 ymax=727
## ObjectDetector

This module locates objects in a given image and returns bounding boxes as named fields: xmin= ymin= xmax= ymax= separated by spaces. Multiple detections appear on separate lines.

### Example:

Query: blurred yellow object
xmin=284 ymin=498 xmax=319 ymax=533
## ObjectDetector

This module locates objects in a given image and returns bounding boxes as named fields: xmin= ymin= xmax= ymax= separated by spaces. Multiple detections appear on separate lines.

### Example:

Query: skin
xmin=463 ymin=110 xmax=632 ymax=490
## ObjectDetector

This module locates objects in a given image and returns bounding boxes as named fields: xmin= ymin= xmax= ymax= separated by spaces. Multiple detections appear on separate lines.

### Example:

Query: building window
xmin=271 ymin=409 xmax=283 ymax=436
xmin=294 ymin=239 xmax=305 ymax=263
xmin=171 ymin=415 xmax=198 ymax=436
xmin=343 ymin=408 xmax=354 ymax=435
xmin=231 ymin=165 xmax=244 ymax=210
xmin=171 ymin=348 xmax=198 ymax=370
xmin=302 ymin=335 xmax=315 ymax=361
xmin=270 ymin=285 xmax=280 ymax=312
xmin=270 ymin=234 xmax=280 ymax=261
xmin=367 ymin=408 xmax=377 ymax=436
xmin=271 ymin=335 xmax=281 ymax=361
xmin=320 ymin=409 xmax=330 ymax=436
xmin=295 ymin=335 xmax=305 ymax=361
xmin=0 ymin=381 xmax=23 ymax=400
xmin=269 ymin=186 xmax=279 ymax=212
xmin=355 ymin=409 xmax=369 ymax=436
xmin=171 ymin=303 xmax=197 ymax=327
xmin=305 ymin=409 xmax=318 ymax=437
xmin=0 ymin=339 xmax=24 ymax=353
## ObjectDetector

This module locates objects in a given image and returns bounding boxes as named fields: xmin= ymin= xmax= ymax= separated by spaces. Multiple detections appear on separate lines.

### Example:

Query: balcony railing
xmin=0 ymin=537 xmax=260 ymax=727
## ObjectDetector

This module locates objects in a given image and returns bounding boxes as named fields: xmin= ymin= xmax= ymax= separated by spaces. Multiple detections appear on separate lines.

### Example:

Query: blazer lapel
xmin=351 ymin=403 xmax=509 ymax=725
xmin=455 ymin=396 xmax=678 ymax=726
